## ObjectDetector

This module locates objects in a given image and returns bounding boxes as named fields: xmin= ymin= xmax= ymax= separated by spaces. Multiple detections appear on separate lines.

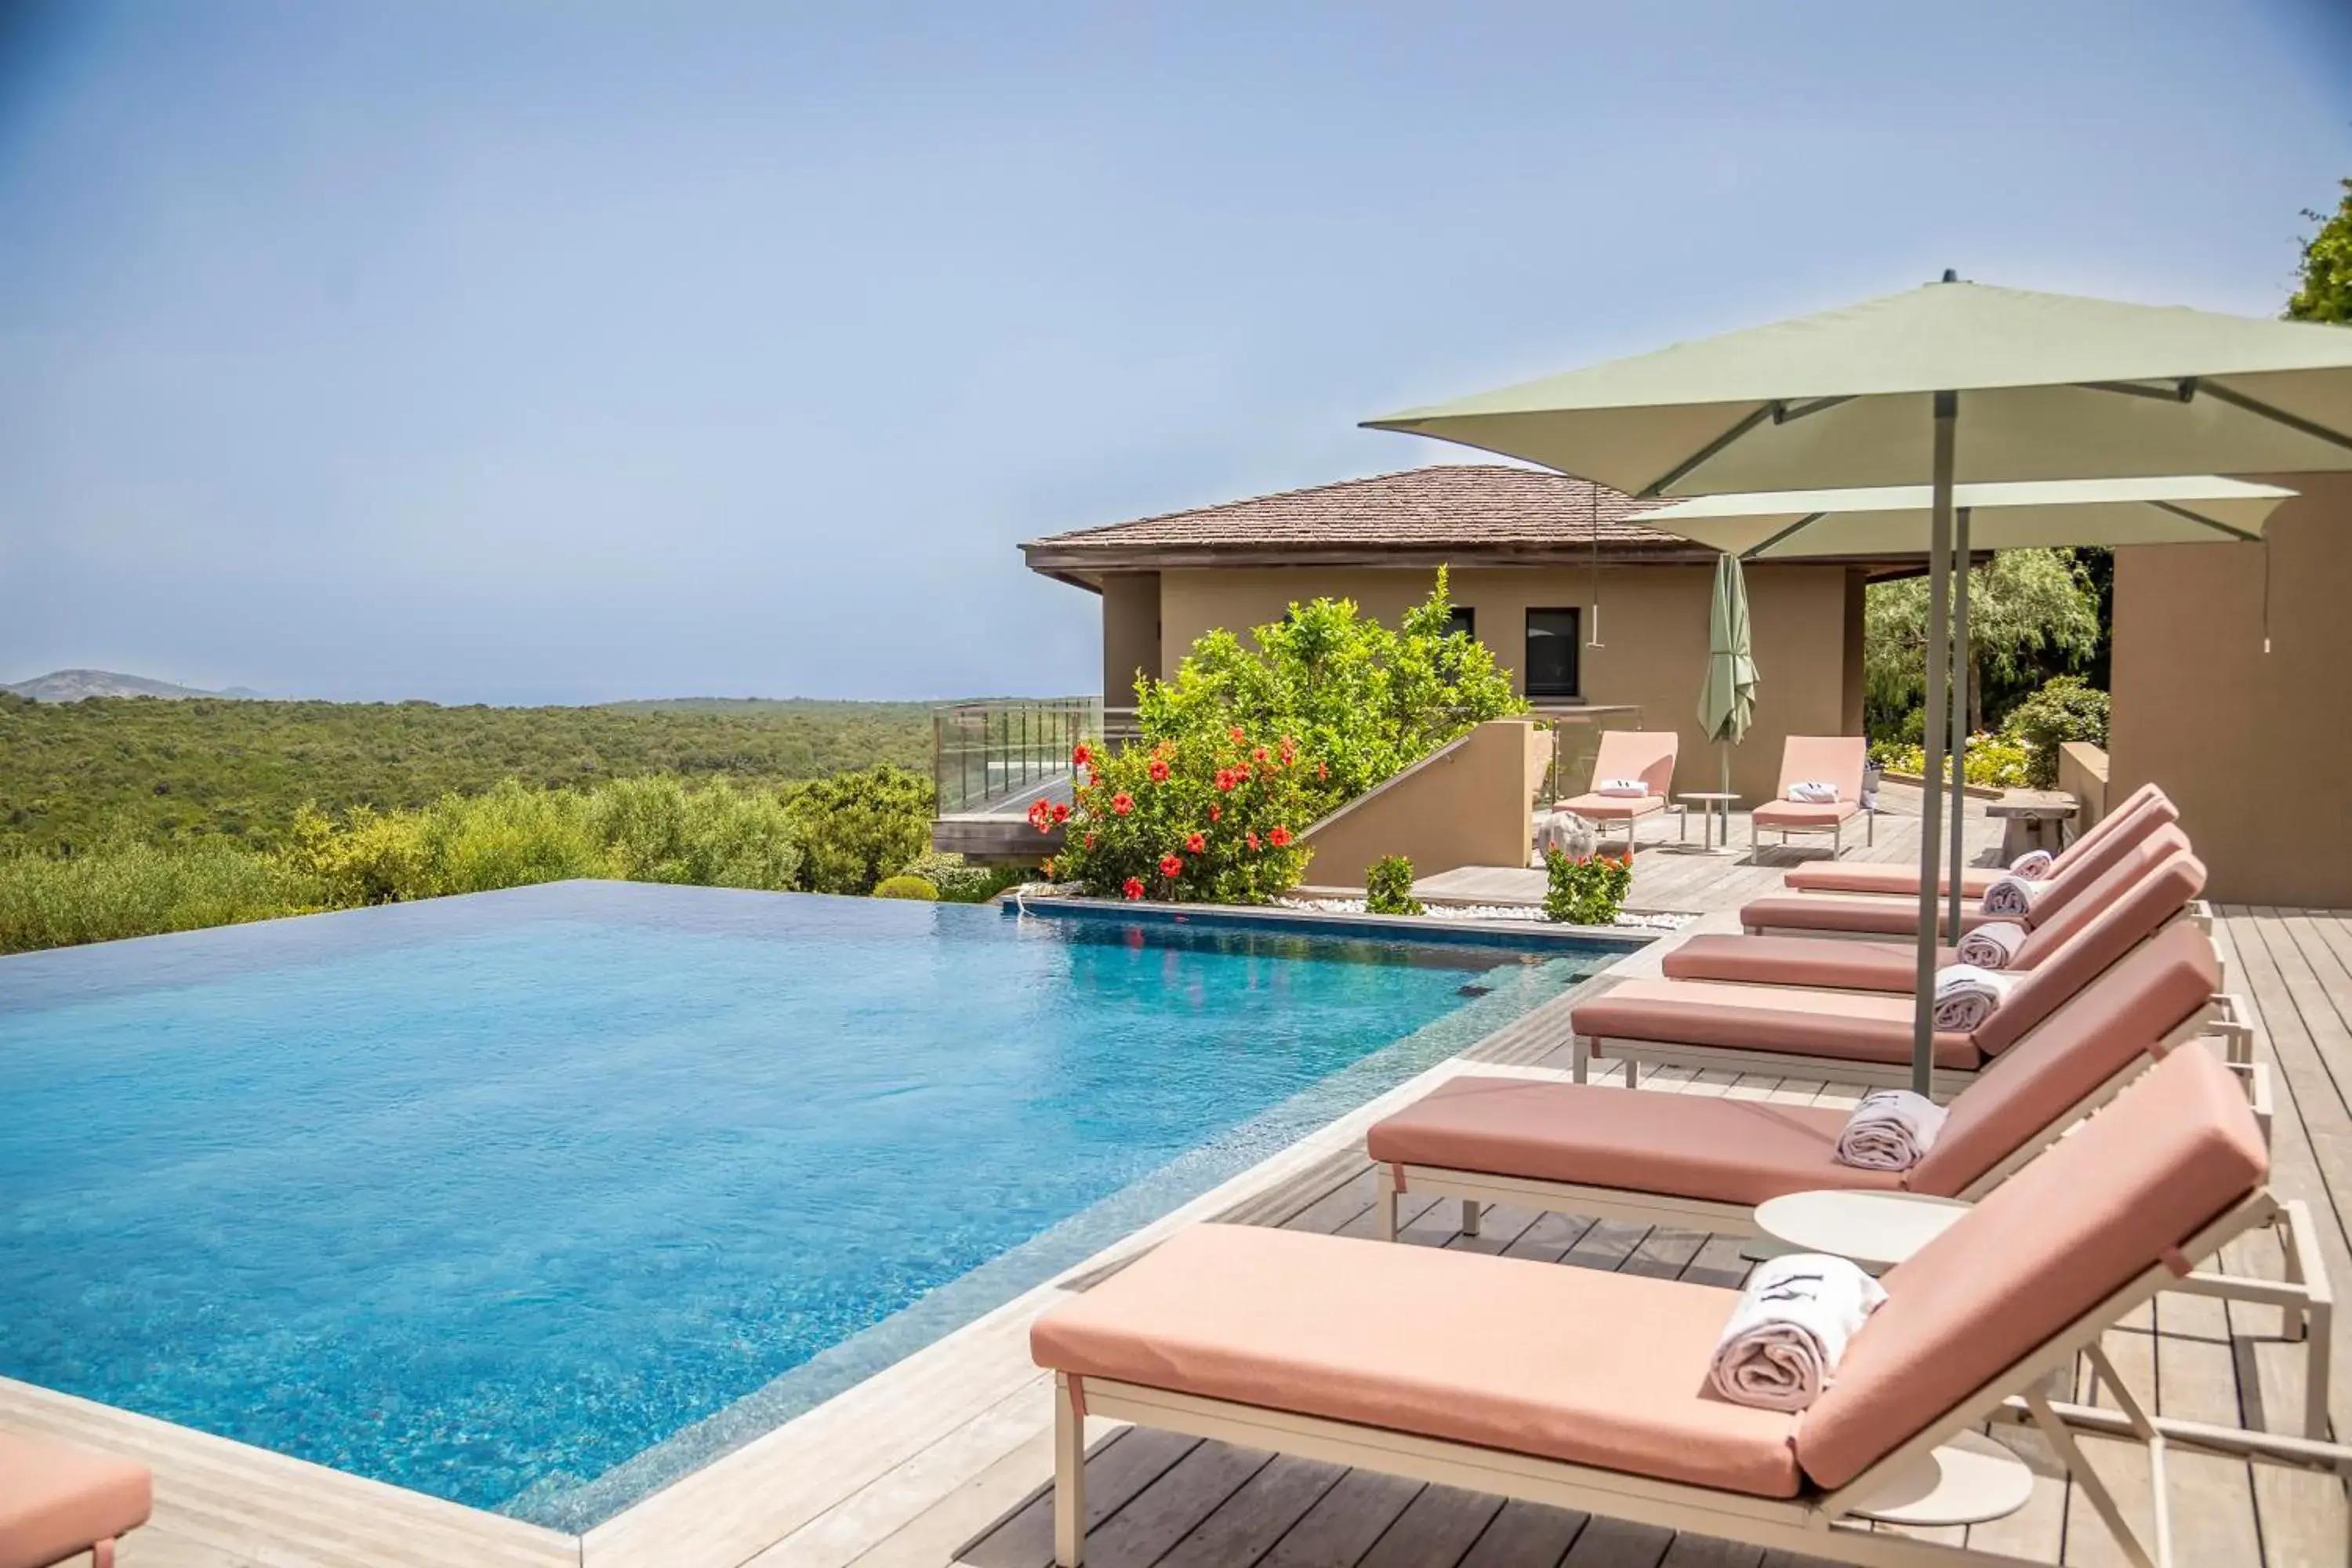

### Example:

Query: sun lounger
xmin=1740 ymin=785 xmax=2183 ymax=941
xmin=1781 ymin=781 xmax=2169 ymax=898
xmin=1363 ymin=923 xmax=2326 ymax=1436
xmin=0 ymin=1432 xmax=151 ymax=1568
xmin=1749 ymin=736 xmax=1870 ymax=856
xmin=1666 ymin=822 xmax=2199 ymax=992
xmin=1551 ymin=729 xmax=1679 ymax=848
xmin=1034 ymin=1047 xmax=2345 ymax=1568
xmin=1574 ymin=848 xmax=2212 ymax=1095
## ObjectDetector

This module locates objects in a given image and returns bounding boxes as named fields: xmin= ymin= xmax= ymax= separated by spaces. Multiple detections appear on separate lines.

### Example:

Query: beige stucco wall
xmin=1156 ymin=563 xmax=1855 ymax=803
xmin=1098 ymin=572 xmax=1161 ymax=704
xmin=2110 ymin=474 xmax=2352 ymax=908
xmin=2056 ymin=742 xmax=2111 ymax=833
xmin=1299 ymin=719 xmax=1544 ymax=887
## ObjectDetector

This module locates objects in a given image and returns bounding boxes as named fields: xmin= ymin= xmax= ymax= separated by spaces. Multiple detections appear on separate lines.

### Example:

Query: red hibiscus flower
xmin=1027 ymin=800 xmax=1053 ymax=832
xmin=1111 ymin=792 xmax=1134 ymax=815
xmin=1278 ymin=737 xmax=1298 ymax=764
xmin=1214 ymin=770 xmax=1236 ymax=792
xmin=1250 ymin=746 xmax=1269 ymax=765
xmin=1051 ymin=801 xmax=1072 ymax=824
xmin=1121 ymin=877 xmax=1144 ymax=900
xmin=1247 ymin=832 xmax=1261 ymax=851
xmin=1040 ymin=857 xmax=1055 ymax=877
xmin=1185 ymin=831 xmax=1206 ymax=854
xmin=1159 ymin=853 xmax=1183 ymax=877
xmin=1208 ymin=804 xmax=1221 ymax=822
xmin=1084 ymin=833 xmax=1098 ymax=848
xmin=1146 ymin=757 xmax=1171 ymax=783
xmin=1229 ymin=726 xmax=1246 ymax=743
xmin=1072 ymin=742 xmax=1093 ymax=767
xmin=1268 ymin=825 xmax=1292 ymax=848
xmin=1316 ymin=761 xmax=1328 ymax=780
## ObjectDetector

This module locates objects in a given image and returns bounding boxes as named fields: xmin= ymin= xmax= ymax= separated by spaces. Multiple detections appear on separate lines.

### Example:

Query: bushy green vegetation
xmin=1542 ymin=847 xmax=1632 ymax=927
xmin=1134 ymin=569 xmax=1523 ymax=820
xmin=0 ymin=764 xmax=966 ymax=954
xmin=0 ymin=692 xmax=929 ymax=853
xmin=1864 ymin=550 xmax=2101 ymax=741
xmin=1365 ymin=855 xmax=1422 ymax=916
xmin=873 ymin=875 xmax=939 ymax=901
xmin=1866 ymin=675 xmax=2106 ymax=792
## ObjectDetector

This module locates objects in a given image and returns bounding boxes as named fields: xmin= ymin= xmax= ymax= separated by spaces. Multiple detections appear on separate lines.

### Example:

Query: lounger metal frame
xmin=1753 ymin=803 xmax=1873 ymax=857
xmin=1050 ymin=1192 xmax=2347 ymax=1568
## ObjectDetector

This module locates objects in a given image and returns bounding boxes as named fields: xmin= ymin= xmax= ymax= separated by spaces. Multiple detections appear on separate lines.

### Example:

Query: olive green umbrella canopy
xmin=1366 ymin=278 xmax=2352 ymax=1095
xmin=1633 ymin=474 xmax=2296 ymax=558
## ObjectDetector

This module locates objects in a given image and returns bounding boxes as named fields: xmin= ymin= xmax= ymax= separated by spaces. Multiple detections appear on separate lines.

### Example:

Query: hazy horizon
xmin=4 ymin=2 xmax=2348 ymax=705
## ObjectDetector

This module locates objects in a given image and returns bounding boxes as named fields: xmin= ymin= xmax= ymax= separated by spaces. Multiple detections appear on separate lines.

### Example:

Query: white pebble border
xmin=1276 ymin=896 xmax=1692 ymax=931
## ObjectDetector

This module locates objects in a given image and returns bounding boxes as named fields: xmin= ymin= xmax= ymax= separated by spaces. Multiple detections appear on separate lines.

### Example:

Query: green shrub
xmin=872 ymin=874 xmax=938 ymax=901
xmin=1364 ymin=855 xmax=1423 ymax=916
xmin=2002 ymin=676 xmax=2110 ymax=789
xmin=408 ymin=781 xmax=615 ymax=896
xmin=786 ymin=763 xmax=935 ymax=895
xmin=589 ymin=775 xmax=803 ymax=890
xmin=1542 ymin=847 xmax=1632 ymax=927
xmin=1133 ymin=568 xmax=1523 ymax=818
xmin=0 ymin=839 xmax=328 ymax=953
xmin=898 ymin=849 xmax=1030 ymax=903
xmin=1053 ymin=729 xmax=1315 ymax=904
xmin=1865 ymin=735 xmax=2030 ymax=789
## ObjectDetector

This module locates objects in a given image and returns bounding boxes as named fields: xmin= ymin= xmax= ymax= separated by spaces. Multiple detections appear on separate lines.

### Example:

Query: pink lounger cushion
xmin=1751 ymin=799 xmax=1859 ymax=828
xmin=1374 ymin=923 xmax=2218 ymax=1210
xmin=1574 ymin=978 xmax=1984 ymax=1068
xmin=1737 ymin=891 xmax=1999 ymax=938
xmin=1798 ymin=1045 xmax=2267 ymax=1488
xmin=1367 ymin=1076 xmax=1902 ymax=1207
xmin=1780 ymin=782 xmax=2169 ymax=898
xmin=1031 ymin=1222 xmax=1808 ymax=1497
xmin=1663 ymin=934 xmax=1958 ymax=990
xmin=0 ymin=1433 xmax=152 ymax=1568
xmin=1036 ymin=1044 xmax=2262 ymax=1503
xmin=1556 ymin=791 xmax=1667 ymax=820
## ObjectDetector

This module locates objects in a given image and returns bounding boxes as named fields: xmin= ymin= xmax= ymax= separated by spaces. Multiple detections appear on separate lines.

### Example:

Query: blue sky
xmin=2 ymin=2 xmax=2347 ymax=704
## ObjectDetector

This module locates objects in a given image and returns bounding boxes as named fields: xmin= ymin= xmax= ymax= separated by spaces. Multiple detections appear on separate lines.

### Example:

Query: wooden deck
xmin=8 ymin=793 xmax=2349 ymax=1567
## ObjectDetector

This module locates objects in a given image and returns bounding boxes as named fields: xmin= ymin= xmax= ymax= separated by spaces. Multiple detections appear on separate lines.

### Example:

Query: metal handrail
xmin=932 ymin=697 xmax=1103 ymax=816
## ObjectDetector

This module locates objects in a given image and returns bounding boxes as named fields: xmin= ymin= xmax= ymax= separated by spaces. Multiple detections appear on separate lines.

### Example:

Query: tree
xmin=1864 ymin=550 xmax=2101 ymax=734
xmin=2288 ymin=178 xmax=2352 ymax=325
xmin=785 ymin=763 xmax=934 ymax=895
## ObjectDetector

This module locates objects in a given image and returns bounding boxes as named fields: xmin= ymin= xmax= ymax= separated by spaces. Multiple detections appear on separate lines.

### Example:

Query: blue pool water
xmin=0 ymin=881 xmax=1614 ymax=1526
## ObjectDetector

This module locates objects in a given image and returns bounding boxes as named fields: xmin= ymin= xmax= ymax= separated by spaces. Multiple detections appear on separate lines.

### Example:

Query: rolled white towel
xmin=1979 ymin=874 xmax=2050 ymax=918
xmin=2009 ymin=848 xmax=2054 ymax=878
xmin=1595 ymin=777 xmax=1649 ymax=799
xmin=1957 ymin=920 xmax=2028 ymax=968
xmin=1708 ymin=1253 xmax=1888 ymax=1412
xmin=1835 ymin=1089 xmax=1950 ymax=1171
xmin=1788 ymin=780 xmax=1841 ymax=804
xmin=1933 ymin=963 xmax=2014 ymax=1033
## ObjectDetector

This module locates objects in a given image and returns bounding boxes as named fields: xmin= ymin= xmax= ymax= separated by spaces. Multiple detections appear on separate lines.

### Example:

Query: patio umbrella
xmin=1639 ymin=475 xmax=2297 ymax=930
xmin=1697 ymin=551 xmax=1758 ymax=829
xmin=1366 ymin=277 xmax=2352 ymax=1094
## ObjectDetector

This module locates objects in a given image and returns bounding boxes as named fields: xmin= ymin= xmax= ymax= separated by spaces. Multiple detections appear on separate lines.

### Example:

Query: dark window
xmin=1524 ymin=608 xmax=1581 ymax=699
xmin=1443 ymin=607 xmax=1475 ymax=640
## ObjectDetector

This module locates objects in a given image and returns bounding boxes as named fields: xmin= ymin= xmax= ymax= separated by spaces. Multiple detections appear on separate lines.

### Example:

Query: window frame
xmin=1523 ymin=607 xmax=1583 ymax=700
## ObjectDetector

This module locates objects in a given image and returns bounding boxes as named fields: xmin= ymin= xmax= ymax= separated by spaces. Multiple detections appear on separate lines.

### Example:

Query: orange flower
xmin=1146 ymin=757 xmax=1171 ymax=783
xmin=1208 ymin=804 xmax=1221 ymax=822
xmin=1316 ymin=761 xmax=1329 ymax=780
xmin=1268 ymin=825 xmax=1292 ymax=848
xmin=1185 ymin=831 xmax=1206 ymax=854
xmin=1122 ymin=877 xmax=1144 ymax=899
xmin=1158 ymin=853 xmax=1184 ymax=877
xmin=1111 ymin=792 xmax=1134 ymax=815
xmin=1247 ymin=831 xmax=1261 ymax=851
xmin=1085 ymin=833 xmax=1098 ymax=848
xmin=1250 ymin=746 xmax=1269 ymax=764
xmin=1229 ymin=726 xmax=1246 ymax=743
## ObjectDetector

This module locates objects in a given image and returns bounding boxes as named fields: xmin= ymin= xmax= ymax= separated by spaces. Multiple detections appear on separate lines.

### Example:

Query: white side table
xmin=1675 ymin=791 xmax=1740 ymax=852
xmin=1752 ymin=1189 xmax=1970 ymax=1272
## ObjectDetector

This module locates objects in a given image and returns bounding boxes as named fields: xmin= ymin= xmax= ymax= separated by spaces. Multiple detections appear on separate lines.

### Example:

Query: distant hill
xmin=3 ymin=669 xmax=260 ymax=703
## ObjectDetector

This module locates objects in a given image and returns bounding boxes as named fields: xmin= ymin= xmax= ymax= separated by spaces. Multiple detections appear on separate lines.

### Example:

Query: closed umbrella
xmin=1639 ymin=475 xmax=2296 ymax=929
xmin=1697 ymin=551 xmax=1759 ymax=850
xmin=1367 ymin=278 xmax=2352 ymax=1094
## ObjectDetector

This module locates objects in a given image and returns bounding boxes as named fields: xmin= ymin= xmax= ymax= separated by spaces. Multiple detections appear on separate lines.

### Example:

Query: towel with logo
xmin=1594 ymin=778 xmax=1649 ymax=798
xmin=1708 ymin=1253 xmax=1888 ymax=1412
xmin=2008 ymin=848 xmax=2055 ymax=878
xmin=1788 ymin=780 xmax=1841 ymax=804
xmin=1980 ymin=874 xmax=2050 ymax=919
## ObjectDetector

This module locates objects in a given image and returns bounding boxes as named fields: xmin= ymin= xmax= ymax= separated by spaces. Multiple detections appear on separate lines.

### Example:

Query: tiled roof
xmin=1022 ymin=465 xmax=1688 ymax=566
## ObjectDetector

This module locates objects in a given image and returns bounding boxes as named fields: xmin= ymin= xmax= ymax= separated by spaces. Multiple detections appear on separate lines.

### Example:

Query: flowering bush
xmin=1133 ymin=568 xmax=1522 ymax=820
xmin=1051 ymin=728 xmax=1314 ymax=903
xmin=1867 ymin=734 xmax=2031 ymax=789
xmin=1542 ymin=846 xmax=1632 ymax=926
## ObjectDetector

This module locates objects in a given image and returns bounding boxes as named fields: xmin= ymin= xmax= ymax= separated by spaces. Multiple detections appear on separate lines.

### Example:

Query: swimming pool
xmin=0 ymin=881 xmax=1620 ymax=1526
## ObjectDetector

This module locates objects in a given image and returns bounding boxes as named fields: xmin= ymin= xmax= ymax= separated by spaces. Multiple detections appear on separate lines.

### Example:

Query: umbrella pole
xmin=1947 ymin=506 xmax=1973 ymax=938
xmin=1912 ymin=392 xmax=1958 ymax=1096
